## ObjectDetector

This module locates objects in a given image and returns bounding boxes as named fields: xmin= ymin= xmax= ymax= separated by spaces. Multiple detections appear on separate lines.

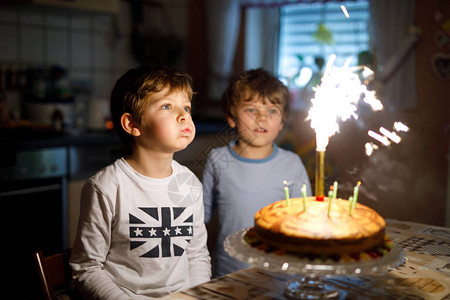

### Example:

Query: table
xmin=165 ymin=219 xmax=450 ymax=299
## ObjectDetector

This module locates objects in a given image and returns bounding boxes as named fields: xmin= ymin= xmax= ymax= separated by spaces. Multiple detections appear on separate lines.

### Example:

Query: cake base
xmin=224 ymin=228 xmax=405 ymax=276
xmin=225 ymin=228 xmax=406 ymax=299
xmin=224 ymin=228 xmax=406 ymax=299
xmin=245 ymin=227 xmax=393 ymax=262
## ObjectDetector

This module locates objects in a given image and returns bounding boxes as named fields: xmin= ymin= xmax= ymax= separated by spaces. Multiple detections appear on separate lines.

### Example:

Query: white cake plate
xmin=224 ymin=228 xmax=406 ymax=299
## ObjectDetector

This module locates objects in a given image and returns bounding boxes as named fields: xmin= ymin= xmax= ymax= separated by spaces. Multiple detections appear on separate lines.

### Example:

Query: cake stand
xmin=224 ymin=228 xmax=406 ymax=299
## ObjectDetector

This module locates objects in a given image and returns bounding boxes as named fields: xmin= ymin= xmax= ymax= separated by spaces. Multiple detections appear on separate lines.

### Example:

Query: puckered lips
xmin=181 ymin=126 xmax=192 ymax=137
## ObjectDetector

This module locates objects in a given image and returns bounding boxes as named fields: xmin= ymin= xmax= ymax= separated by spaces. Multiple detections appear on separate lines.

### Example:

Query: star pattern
xmin=134 ymin=228 xmax=143 ymax=237
xmin=163 ymin=227 xmax=171 ymax=236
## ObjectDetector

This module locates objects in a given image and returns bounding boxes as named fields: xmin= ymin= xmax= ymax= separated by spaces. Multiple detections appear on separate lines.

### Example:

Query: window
xmin=278 ymin=0 xmax=370 ymax=88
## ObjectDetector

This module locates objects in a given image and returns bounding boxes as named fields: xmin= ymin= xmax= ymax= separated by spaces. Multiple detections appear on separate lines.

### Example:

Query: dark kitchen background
xmin=0 ymin=0 xmax=448 ymax=299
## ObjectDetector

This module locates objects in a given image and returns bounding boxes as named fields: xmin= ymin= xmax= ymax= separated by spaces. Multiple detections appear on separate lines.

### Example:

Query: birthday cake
xmin=253 ymin=197 xmax=386 ymax=256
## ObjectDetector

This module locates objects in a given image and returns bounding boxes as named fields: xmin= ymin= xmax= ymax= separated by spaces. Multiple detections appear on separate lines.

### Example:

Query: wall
xmin=366 ymin=0 xmax=450 ymax=226
xmin=0 ymin=4 xmax=134 ymax=100
xmin=0 ymin=0 xmax=189 ymax=118
xmin=412 ymin=0 xmax=450 ymax=226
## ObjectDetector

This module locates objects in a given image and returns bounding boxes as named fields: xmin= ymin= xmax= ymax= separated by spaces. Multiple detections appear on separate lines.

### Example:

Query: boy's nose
xmin=256 ymin=109 xmax=268 ymax=121
xmin=177 ymin=109 xmax=188 ymax=122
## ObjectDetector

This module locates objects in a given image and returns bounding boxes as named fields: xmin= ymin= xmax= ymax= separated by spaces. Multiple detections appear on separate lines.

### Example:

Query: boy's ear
xmin=121 ymin=113 xmax=141 ymax=136
xmin=227 ymin=116 xmax=237 ymax=129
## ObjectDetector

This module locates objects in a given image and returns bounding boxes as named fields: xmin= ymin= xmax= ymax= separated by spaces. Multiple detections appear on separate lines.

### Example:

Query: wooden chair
xmin=34 ymin=249 xmax=82 ymax=300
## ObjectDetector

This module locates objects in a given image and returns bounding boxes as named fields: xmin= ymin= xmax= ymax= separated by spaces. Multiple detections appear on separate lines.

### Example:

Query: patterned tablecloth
xmin=165 ymin=219 xmax=450 ymax=300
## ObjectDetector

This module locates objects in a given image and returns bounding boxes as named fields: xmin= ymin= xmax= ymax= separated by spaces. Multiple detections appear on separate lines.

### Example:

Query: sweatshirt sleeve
xmin=186 ymin=181 xmax=212 ymax=286
xmin=69 ymin=180 xmax=130 ymax=300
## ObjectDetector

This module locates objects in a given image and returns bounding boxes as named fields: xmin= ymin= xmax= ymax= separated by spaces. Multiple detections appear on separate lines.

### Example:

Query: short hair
xmin=222 ymin=68 xmax=290 ymax=123
xmin=110 ymin=65 xmax=194 ymax=152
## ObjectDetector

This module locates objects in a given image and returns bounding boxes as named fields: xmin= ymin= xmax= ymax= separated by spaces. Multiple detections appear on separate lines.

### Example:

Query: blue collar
xmin=227 ymin=141 xmax=278 ymax=163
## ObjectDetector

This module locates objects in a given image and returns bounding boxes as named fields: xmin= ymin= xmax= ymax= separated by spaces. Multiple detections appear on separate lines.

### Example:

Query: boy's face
xmin=135 ymin=90 xmax=195 ymax=153
xmin=228 ymin=97 xmax=284 ymax=150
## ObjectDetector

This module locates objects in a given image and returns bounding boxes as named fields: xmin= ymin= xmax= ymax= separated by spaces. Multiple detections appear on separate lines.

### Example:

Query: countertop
xmin=0 ymin=126 xmax=121 ymax=151
xmin=0 ymin=121 xmax=228 ymax=151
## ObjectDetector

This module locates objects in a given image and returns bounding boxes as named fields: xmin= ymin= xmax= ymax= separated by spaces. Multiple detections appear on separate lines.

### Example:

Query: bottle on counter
xmin=51 ymin=106 xmax=64 ymax=133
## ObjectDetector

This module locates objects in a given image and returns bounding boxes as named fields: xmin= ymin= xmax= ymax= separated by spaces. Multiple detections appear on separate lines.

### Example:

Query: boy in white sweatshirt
xmin=70 ymin=65 xmax=211 ymax=299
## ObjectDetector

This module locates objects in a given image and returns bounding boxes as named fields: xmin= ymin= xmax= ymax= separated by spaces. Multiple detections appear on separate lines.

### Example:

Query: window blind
xmin=278 ymin=0 xmax=370 ymax=84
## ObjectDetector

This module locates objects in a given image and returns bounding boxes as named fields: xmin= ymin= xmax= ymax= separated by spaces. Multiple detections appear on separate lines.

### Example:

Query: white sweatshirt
xmin=70 ymin=158 xmax=211 ymax=299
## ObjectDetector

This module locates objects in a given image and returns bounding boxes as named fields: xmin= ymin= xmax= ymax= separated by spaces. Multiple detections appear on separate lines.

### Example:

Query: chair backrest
xmin=34 ymin=249 xmax=73 ymax=300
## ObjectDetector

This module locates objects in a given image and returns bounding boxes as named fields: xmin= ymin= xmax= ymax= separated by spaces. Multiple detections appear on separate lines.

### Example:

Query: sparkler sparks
xmin=366 ymin=123 xmax=409 ymax=156
xmin=361 ymin=67 xmax=374 ymax=79
xmin=365 ymin=142 xmax=379 ymax=156
xmin=393 ymin=122 xmax=410 ymax=132
xmin=379 ymin=127 xmax=402 ymax=144
xmin=340 ymin=5 xmax=350 ymax=18
xmin=368 ymin=130 xmax=390 ymax=146
xmin=307 ymin=54 xmax=383 ymax=152
xmin=307 ymin=54 xmax=409 ymax=193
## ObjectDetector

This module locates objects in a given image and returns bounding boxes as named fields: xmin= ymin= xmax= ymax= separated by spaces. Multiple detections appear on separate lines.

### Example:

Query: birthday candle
xmin=283 ymin=180 xmax=290 ymax=206
xmin=327 ymin=190 xmax=333 ymax=217
xmin=352 ymin=181 xmax=361 ymax=208
xmin=348 ymin=196 xmax=354 ymax=215
xmin=301 ymin=184 xmax=307 ymax=211
xmin=332 ymin=181 xmax=338 ymax=199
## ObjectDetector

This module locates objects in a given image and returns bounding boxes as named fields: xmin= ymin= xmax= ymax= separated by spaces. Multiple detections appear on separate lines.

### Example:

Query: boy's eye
xmin=246 ymin=107 xmax=256 ymax=113
xmin=268 ymin=108 xmax=280 ymax=115
xmin=184 ymin=106 xmax=191 ymax=113
xmin=161 ymin=104 xmax=172 ymax=110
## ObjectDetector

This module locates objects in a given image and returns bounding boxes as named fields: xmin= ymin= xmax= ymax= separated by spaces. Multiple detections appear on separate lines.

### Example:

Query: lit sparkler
xmin=307 ymin=54 xmax=382 ymax=196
